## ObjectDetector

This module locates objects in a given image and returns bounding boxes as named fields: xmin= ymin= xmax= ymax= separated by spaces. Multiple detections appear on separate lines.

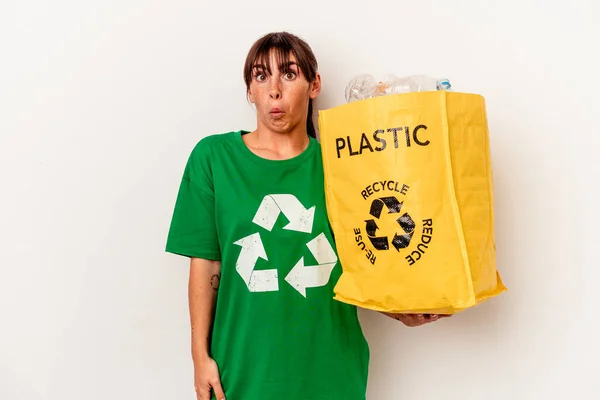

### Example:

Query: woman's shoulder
xmin=189 ymin=130 xmax=241 ymax=158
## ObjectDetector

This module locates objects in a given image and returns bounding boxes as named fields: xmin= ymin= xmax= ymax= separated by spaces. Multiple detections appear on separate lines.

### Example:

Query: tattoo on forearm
xmin=210 ymin=274 xmax=221 ymax=291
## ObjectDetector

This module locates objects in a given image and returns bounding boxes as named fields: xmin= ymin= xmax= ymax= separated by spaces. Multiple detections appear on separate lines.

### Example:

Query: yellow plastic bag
xmin=318 ymin=91 xmax=506 ymax=314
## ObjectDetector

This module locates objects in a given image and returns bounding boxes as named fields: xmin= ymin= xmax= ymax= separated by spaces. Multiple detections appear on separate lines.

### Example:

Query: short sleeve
xmin=165 ymin=139 xmax=220 ymax=260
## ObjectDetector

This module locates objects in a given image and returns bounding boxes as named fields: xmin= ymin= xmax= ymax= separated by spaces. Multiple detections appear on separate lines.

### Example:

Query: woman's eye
xmin=255 ymin=73 xmax=266 ymax=81
xmin=285 ymin=72 xmax=296 ymax=80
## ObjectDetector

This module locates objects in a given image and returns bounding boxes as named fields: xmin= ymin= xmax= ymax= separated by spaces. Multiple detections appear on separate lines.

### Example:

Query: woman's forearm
xmin=188 ymin=257 xmax=221 ymax=362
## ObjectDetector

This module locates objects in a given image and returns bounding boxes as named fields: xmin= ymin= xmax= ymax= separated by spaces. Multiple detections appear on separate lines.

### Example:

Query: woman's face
xmin=248 ymin=51 xmax=320 ymax=134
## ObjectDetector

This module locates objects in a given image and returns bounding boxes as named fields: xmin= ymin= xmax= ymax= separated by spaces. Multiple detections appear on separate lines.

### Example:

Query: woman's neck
xmin=244 ymin=125 xmax=310 ymax=161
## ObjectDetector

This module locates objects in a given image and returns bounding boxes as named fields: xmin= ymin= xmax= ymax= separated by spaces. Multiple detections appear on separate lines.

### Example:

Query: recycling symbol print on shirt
xmin=233 ymin=194 xmax=338 ymax=297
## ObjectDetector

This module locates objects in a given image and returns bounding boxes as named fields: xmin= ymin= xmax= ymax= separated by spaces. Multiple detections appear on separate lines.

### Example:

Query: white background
xmin=1 ymin=1 xmax=599 ymax=399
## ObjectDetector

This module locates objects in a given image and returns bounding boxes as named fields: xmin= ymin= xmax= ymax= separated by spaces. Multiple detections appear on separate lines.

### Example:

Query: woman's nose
xmin=269 ymin=81 xmax=281 ymax=100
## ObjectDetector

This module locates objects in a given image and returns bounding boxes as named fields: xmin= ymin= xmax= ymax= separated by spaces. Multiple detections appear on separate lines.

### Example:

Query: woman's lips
xmin=270 ymin=108 xmax=284 ymax=118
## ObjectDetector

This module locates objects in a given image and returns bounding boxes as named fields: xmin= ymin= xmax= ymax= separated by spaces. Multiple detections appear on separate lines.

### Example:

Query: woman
xmin=166 ymin=31 xmax=445 ymax=400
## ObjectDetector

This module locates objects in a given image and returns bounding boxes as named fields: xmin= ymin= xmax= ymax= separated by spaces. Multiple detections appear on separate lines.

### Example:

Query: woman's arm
xmin=189 ymin=257 xmax=220 ymax=360
xmin=189 ymin=257 xmax=225 ymax=400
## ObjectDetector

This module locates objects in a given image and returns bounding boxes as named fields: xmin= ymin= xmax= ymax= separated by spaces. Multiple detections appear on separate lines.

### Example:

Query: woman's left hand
xmin=381 ymin=312 xmax=452 ymax=327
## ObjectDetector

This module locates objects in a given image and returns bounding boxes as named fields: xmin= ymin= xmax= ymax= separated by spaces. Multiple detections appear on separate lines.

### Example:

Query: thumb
xmin=212 ymin=379 xmax=226 ymax=400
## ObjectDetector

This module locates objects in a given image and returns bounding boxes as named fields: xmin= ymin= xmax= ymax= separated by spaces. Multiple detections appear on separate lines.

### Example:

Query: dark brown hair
xmin=243 ymin=32 xmax=319 ymax=138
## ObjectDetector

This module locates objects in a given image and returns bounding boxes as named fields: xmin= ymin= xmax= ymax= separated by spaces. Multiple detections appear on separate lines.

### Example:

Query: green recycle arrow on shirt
xmin=233 ymin=194 xmax=337 ymax=297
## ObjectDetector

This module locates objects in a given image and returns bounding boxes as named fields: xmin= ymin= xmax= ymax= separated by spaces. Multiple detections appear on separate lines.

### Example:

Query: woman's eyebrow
xmin=280 ymin=61 xmax=298 ymax=69
xmin=252 ymin=61 xmax=298 ymax=73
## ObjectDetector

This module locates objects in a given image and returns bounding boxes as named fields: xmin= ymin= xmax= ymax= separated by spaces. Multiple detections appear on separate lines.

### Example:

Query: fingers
xmin=400 ymin=314 xmax=415 ymax=325
xmin=195 ymin=382 xmax=225 ymax=400
xmin=426 ymin=313 xmax=453 ymax=321
xmin=212 ymin=378 xmax=226 ymax=400
xmin=384 ymin=312 xmax=452 ymax=326
xmin=195 ymin=386 xmax=210 ymax=400
xmin=406 ymin=313 xmax=448 ymax=326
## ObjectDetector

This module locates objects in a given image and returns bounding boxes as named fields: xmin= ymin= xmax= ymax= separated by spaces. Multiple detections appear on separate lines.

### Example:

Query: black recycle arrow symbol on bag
xmin=365 ymin=196 xmax=416 ymax=251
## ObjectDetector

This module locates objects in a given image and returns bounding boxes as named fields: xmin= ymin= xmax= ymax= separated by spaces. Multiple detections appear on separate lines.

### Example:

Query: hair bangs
xmin=253 ymin=42 xmax=293 ymax=75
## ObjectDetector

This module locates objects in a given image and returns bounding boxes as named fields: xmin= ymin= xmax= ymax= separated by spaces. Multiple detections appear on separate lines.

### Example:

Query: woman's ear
xmin=309 ymin=73 xmax=322 ymax=99
xmin=248 ymin=88 xmax=255 ymax=104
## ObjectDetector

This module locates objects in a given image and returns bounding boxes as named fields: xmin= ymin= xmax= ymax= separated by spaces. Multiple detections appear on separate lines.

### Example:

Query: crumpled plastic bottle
xmin=344 ymin=74 xmax=453 ymax=103
xmin=344 ymin=74 xmax=378 ymax=103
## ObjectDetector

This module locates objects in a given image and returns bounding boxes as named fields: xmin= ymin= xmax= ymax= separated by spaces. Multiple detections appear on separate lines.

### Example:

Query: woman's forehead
xmin=252 ymin=50 xmax=298 ymax=71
